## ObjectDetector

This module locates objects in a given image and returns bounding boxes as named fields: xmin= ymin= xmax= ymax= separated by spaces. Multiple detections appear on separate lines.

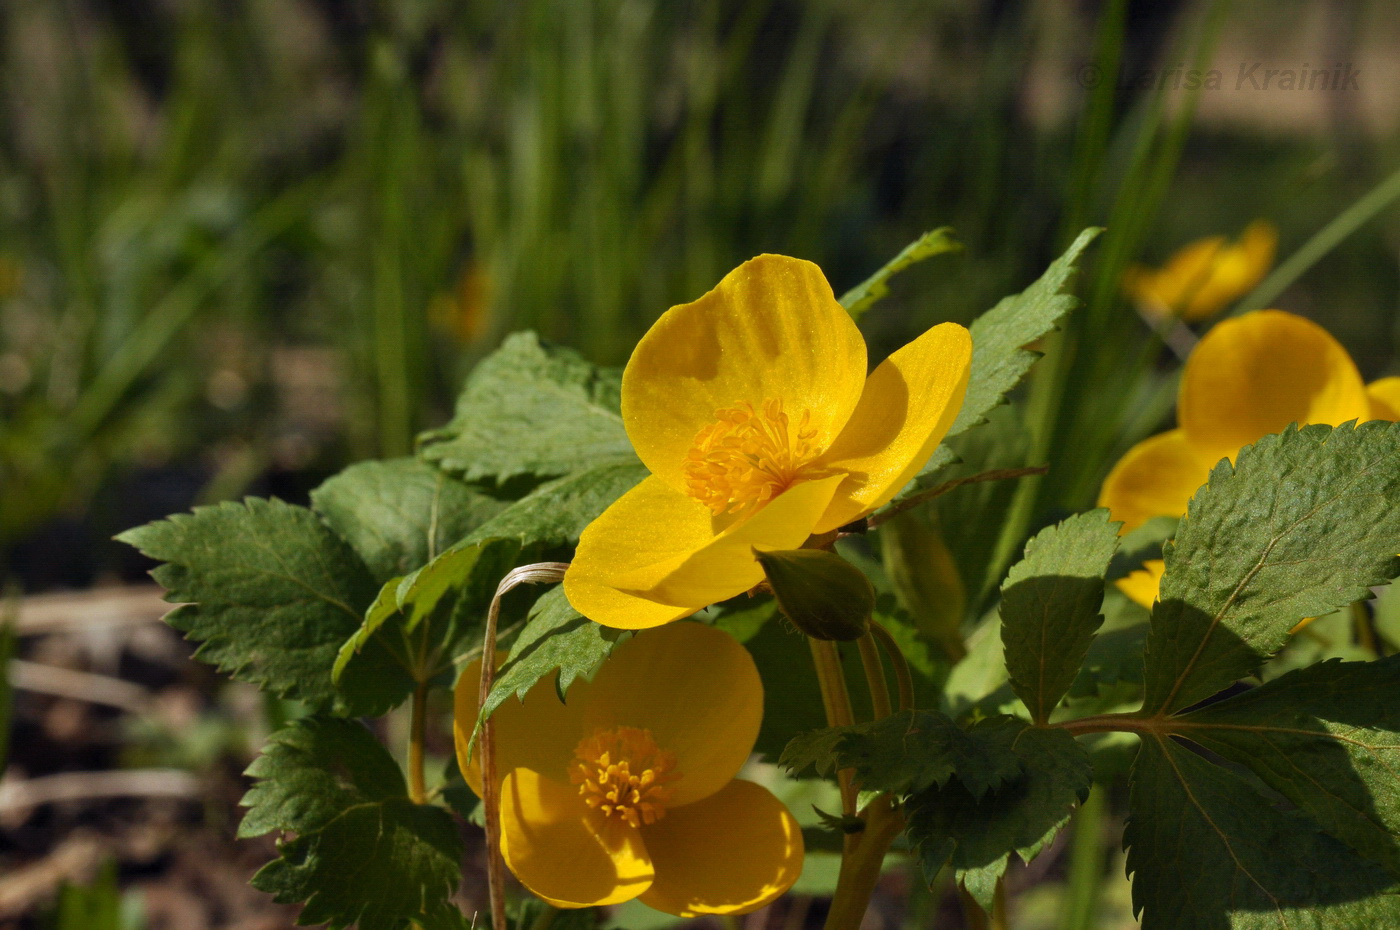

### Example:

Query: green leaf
xmin=781 ymin=710 xmax=1023 ymax=798
xmin=1000 ymin=510 xmax=1119 ymax=724
xmin=311 ymin=458 xmax=506 ymax=585
xmin=334 ymin=538 xmax=522 ymax=704
xmin=1066 ymin=623 xmax=1147 ymax=699
xmin=1143 ymin=422 xmax=1400 ymax=715
xmin=476 ymin=586 xmax=626 ymax=736
xmin=1175 ymin=656 xmax=1400 ymax=875
xmin=240 ymin=717 xmax=405 ymax=839
xmin=948 ymin=227 xmax=1101 ymax=439
xmin=419 ymin=332 xmax=635 ymax=484
xmin=461 ymin=458 xmax=648 ymax=549
xmin=117 ymin=499 xmax=400 ymax=716
xmin=839 ymin=228 xmax=961 ymax=320
xmin=904 ymin=724 xmax=1091 ymax=895
xmin=1125 ymin=734 xmax=1400 ymax=929
xmin=242 ymin=718 xmax=463 ymax=930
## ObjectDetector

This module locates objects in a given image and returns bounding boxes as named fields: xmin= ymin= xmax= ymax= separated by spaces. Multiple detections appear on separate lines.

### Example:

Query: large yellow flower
xmin=563 ymin=254 xmax=972 ymax=629
xmin=1122 ymin=220 xmax=1277 ymax=322
xmin=455 ymin=622 xmax=802 ymax=915
xmin=1101 ymin=310 xmax=1400 ymax=608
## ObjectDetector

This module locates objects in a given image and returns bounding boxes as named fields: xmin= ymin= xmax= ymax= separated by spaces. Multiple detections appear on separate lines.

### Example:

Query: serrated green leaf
xmin=1175 ymin=656 xmax=1400 ymax=875
xmin=311 ymin=458 xmax=506 ymax=585
xmin=419 ymin=332 xmax=635 ymax=484
xmin=240 ymin=717 xmax=405 ymax=839
xmin=476 ymin=586 xmax=625 ymax=736
xmin=781 ymin=711 xmax=1023 ymax=799
xmin=116 ymin=498 xmax=401 ymax=716
xmin=904 ymin=724 xmax=1090 ymax=891
xmin=1066 ymin=623 xmax=1147 ymax=699
xmin=241 ymin=717 xmax=463 ymax=929
xmin=334 ymin=538 xmax=521 ymax=702
xmin=1143 ymin=422 xmax=1400 ymax=715
xmin=839 ymin=228 xmax=961 ymax=320
xmin=252 ymin=799 xmax=462 ymax=929
xmin=1125 ymin=734 xmax=1400 ymax=929
xmin=461 ymin=458 xmax=647 ymax=549
xmin=946 ymin=228 xmax=1100 ymax=439
xmin=1000 ymin=510 xmax=1119 ymax=724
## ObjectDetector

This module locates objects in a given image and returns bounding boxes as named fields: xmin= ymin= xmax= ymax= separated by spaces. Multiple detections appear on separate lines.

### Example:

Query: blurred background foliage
xmin=1 ymin=0 xmax=1398 ymax=589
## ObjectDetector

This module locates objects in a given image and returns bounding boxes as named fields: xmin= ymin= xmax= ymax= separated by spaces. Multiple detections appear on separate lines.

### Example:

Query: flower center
xmin=570 ymin=726 xmax=681 ymax=827
xmin=683 ymin=398 xmax=819 ymax=516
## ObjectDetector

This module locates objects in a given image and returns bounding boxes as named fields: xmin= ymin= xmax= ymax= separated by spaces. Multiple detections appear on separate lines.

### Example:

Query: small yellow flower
xmin=564 ymin=254 xmax=972 ymax=629
xmin=430 ymin=261 xmax=492 ymax=345
xmin=1101 ymin=309 xmax=1398 ymax=608
xmin=455 ymin=622 xmax=803 ymax=915
xmin=1122 ymin=220 xmax=1277 ymax=322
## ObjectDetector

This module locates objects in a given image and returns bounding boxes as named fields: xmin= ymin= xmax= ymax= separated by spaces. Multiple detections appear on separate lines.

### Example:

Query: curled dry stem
xmin=478 ymin=561 xmax=570 ymax=930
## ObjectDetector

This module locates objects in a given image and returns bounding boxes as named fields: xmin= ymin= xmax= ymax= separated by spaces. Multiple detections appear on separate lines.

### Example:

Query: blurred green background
xmin=1 ymin=0 xmax=1398 ymax=588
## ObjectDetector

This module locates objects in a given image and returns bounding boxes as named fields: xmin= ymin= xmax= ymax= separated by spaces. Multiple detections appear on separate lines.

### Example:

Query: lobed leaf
xmin=904 ymin=723 xmax=1091 ymax=909
xmin=1143 ymin=422 xmax=1400 ymax=715
xmin=1125 ymin=735 xmax=1400 ymax=929
xmin=1175 ymin=656 xmax=1400 ymax=876
xmin=311 ymin=458 xmax=505 ymax=585
xmin=117 ymin=498 xmax=400 ymax=716
xmin=1000 ymin=509 xmax=1119 ymax=723
xmin=241 ymin=717 xmax=463 ymax=930
xmin=460 ymin=458 xmax=648 ymax=550
xmin=418 ymin=331 xmax=635 ymax=484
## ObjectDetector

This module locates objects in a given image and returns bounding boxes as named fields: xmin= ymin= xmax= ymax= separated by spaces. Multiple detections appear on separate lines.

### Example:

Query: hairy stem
xmin=868 ymin=619 xmax=915 ymax=711
xmin=856 ymin=632 xmax=892 ymax=721
xmin=807 ymin=637 xmax=858 ymax=818
xmin=823 ymin=794 xmax=904 ymax=930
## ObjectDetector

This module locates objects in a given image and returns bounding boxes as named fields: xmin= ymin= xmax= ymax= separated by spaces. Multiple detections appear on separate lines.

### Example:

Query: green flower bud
xmin=755 ymin=548 xmax=874 ymax=641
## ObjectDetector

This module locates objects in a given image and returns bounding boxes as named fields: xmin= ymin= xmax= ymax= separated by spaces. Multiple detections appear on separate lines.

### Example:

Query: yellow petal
xmin=638 ymin=780 xmax=804 ymax=918
xmin=1098 ymin=429 xmax=1211 ymax=534
xmin=1116 ymin=559 xmax=1165 ymax=610
xmin=564 ymin=475 xmax=716 ymax=629
xmin=582 ymin=622 xmax=762 ymax=806
xmin=454 ymin=657 xmax=589 ymax=796
xmin=1177 ymin=310 xmax=1370 ymax=463
xmin=812 ymin=322 xmax=972 ymax=532
xmin=500 ymin=768 xmax=654 ymax=908
xmin=1179 ymin=221 xmax=1277 ymax=322
xmin=1368 ymin=377 xmax=1400 ymax=421
xmin=621 ymin=255 xmax=868 ymax=492
xmin=618 ymin=474 xmax=846 ymax=609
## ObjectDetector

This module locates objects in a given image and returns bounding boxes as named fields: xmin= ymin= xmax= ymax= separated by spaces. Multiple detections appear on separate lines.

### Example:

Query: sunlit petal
xmin=621 ymin=255 xmax=867 ymax=492
xmin=638 ymin=780 xmax=804 ymax=917
xmin=1178 ymin=310 xmax=1370 ymax=463
xmin=582 ymin=623 xmax=762 ymax=806
xmin=1368 ymin=377 xmax=1400 ymax=421
xmin=1098 ymin=429 xmax=1210 ymax=534
xmin=813 ymin=322 xmax=972 ymax=532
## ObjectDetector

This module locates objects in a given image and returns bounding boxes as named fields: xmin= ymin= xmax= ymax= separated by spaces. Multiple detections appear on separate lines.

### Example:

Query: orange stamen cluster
xmin=683 ymin=398 xmax=819 ymax=515
xmin=570 ymin=726 xmax=681 ymax=827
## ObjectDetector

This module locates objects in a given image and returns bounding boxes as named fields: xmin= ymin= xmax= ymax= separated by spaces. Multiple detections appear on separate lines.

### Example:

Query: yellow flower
xmin=1100 ymin=309 xmax=1398 ymax=608
xmin=563 ymin=254 xmax=972 ymax=629
xmin=455 ymin=622 xmax=803 ymax=915
xmin=1122 ymin=220 xmax=1277 ymax=322
xmin=430 ymin=261 xmax=492 ymax=345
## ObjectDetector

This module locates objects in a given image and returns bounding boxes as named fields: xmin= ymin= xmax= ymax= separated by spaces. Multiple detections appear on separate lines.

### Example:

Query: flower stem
xmin=867 ymin=619 xmax=915 ymax=711
xmin=407 ymin=681 xmax=428 ymax=804
xmin=807 ymin=637 xmax=857 ymax=816
xmin=822 ymin=794 xmax=904 ymax=930
xmin=856 ymin=632 xmax=892 ymax=721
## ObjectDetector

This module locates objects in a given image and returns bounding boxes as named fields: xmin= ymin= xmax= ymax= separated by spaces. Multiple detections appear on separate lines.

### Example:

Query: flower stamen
xmin=683 ymin=398 xmax=819 ymax=515
xmin=570 ymin=726 xmax=681 ymax=827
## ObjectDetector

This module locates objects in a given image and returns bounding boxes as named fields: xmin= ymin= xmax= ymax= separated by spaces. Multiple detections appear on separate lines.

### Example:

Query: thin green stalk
xmin=856 ymin=633 xmax=893 ymax=721
xmin=823 ymin=794 xmax=903 ymax=930
xmin=808 ymin=637 xmax=858 ymax=818
xmin=1236 ymin=160 xmax=1400 ymax=314
xmin=407 ymin=682 xmax=428 ymax=805
xmin=1061 ymin=783 xmax=1107 ymax=930
xmin=868 ymin=620 xmax=915 ymax=712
